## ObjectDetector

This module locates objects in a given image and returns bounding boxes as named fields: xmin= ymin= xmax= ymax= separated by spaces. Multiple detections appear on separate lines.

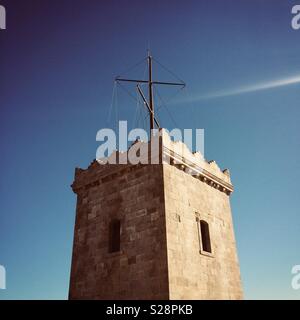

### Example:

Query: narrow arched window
xmin=199 ymin=220 xmax=211 ymax=253
xmin=109 ymin=219 xmax=121 ymax=253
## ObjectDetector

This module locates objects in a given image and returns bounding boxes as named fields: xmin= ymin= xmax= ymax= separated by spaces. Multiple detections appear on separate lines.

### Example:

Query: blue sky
xmin=0 ymin=0 xmax=300 ymax=299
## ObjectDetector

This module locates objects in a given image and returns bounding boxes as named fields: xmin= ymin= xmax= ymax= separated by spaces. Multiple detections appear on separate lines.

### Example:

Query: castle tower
xmin=69 ymin=130 xmax=243 ymax=299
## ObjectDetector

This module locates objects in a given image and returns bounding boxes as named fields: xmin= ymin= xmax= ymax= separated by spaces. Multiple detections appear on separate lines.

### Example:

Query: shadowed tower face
xmin=69 ymin=131 xmax=243 ymax=299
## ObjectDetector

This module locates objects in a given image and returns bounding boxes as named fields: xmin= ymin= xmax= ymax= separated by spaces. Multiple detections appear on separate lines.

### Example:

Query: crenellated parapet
xmin=72 ymin=129 xmax=233 ymax=196
xmin=160 ymin=129 xmax=233 ymax=195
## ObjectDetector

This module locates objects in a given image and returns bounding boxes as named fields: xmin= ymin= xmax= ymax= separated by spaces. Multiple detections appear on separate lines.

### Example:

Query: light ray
xmin=183 ymin=74 xmax=300 ymax=102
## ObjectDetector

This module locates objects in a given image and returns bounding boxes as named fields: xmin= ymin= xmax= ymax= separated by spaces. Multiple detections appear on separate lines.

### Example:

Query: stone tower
xmin=69 ymin=130 xmax=243 ymax=299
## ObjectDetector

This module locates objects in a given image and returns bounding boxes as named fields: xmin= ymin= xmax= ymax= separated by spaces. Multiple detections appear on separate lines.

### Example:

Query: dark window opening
xmin=200 ymin=220 xmax=211 ymax=253
xmin=109 ymin=219 xmax=121 ymax=253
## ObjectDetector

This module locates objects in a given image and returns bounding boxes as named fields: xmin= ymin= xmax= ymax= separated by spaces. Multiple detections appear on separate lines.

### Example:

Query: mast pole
xmin=115 ymin=52 xmax=185 ymax=134
xmin=148 ymin=52 xmax=155 ymax=132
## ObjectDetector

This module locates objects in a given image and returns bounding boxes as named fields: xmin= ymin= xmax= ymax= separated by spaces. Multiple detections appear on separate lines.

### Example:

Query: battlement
xmin=73 ymin=129 xmax=233 ymax=195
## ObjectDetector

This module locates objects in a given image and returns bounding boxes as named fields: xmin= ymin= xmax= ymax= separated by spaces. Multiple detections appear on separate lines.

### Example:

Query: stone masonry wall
xmin=163 ymin=164 xmax=243 ymax=299
xmin=69 ymin=162 xmax=169 ymax=299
